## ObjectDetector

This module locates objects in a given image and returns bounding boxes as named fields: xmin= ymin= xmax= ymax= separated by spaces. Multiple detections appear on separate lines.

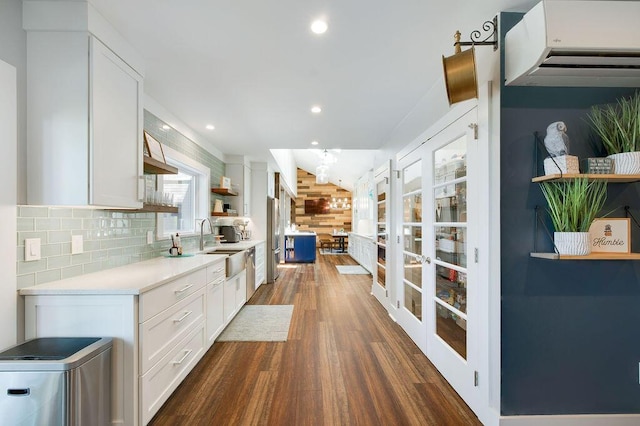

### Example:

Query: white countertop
xmin=284 ymin=231 xmax=316 ymax=236
xmin=18 ymin=254 xmax=227 ymax=296
xmin=204 ymin=239 xmax=264 ymax=251
xmin=19 ymin=239 xmax=265 ymax=296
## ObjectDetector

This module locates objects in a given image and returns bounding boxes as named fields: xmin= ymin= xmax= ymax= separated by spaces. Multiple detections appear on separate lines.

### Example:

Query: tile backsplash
xmin=16 ymin=110 xmax=224 ymax=288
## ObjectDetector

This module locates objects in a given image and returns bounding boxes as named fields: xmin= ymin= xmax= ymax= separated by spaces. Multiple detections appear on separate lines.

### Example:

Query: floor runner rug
xmin=216 ymin=305 xmax=294 ymax=342
xmin=336 ymin=265 xmax=370 ymax=275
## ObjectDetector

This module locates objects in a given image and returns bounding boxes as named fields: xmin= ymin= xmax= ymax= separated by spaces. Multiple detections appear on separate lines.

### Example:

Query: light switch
xmin=71 ymin=234 xmax=83 ymax=254
xmin=147 ymin=230 xmax=154 ymax=245
xmin=25 ymin=238 xmax=41 ymax=262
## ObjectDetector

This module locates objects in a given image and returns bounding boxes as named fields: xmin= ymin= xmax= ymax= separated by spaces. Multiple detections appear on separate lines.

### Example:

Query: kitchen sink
xmin=205 ymin=249 xmax=246 ymax=277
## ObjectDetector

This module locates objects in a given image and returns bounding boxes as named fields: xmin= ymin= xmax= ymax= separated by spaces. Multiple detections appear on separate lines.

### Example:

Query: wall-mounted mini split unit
xmin=505 ymin=0 xmax=640 ymax=87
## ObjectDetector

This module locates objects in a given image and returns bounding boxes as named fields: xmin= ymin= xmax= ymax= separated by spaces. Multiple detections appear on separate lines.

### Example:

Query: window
xmin=156 ymin=145 xmax=210 ymax=238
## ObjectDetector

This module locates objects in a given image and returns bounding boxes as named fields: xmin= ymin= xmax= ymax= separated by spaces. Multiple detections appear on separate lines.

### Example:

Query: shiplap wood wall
xmin=294 ymin=169 xmax=352 ymax=240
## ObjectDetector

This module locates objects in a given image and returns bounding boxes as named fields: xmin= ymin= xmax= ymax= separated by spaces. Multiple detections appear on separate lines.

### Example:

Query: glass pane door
xmin=424 ymin=107 xmax=479 ymax=414
xmin=396 ymin=157 xmax=427 ymax=349
xmin=372 ymin=163 xmax=390 ymax=307
xmin=433 ymin=137 xmax=468 ymax=359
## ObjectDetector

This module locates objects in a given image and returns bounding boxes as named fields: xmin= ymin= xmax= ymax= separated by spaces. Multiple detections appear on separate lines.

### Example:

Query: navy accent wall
xmin=500 ymin=13 xmax=640 ymax=415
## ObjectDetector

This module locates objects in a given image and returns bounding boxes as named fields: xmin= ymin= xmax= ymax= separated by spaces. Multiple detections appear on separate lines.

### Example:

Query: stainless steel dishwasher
xmin=246 ymin=246 xmax=256 ymax=300
xmin=0 ymin=337 xmax=112 ymax=426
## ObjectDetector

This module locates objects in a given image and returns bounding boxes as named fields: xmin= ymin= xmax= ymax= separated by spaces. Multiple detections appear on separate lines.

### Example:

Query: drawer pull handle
xmin=172 ymin=349 xmax=193 ymax=365
xmin=7 ymin=388 xmax=30 ymax=396
xmin=173 ymin=311 xmax=193 ymax=323
xmin=174 ymin=284 xmax=194 ymax=295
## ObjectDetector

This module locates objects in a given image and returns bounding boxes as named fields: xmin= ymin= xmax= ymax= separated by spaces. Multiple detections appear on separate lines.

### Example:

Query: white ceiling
xmin=87 ymin=0 xmax=538 ymax=188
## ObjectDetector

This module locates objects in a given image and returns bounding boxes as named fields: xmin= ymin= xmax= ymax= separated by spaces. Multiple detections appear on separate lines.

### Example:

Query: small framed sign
xmin=589 ymin=218 xmax=630 ymax=253
xmin=144 ymin=132 xmax=166 ymax=163
xmin=220 ymin=176 xmax=231 ymax=189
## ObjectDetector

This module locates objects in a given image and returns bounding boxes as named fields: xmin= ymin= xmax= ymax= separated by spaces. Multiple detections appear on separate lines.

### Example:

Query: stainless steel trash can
xmin=0 ymin=337 xmax=112 ymax=426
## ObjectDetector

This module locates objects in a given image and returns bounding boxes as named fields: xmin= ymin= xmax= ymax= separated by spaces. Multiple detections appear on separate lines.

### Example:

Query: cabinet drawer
xmin=140 ymin=268 xmax=206 ymax=322
xmin=206 ymin=261 xmax=226 ymax=284
xmin=140 ymin=323 xmax=205 ymax=426
xmin=140 ymin=288 xmax=205 ymax=374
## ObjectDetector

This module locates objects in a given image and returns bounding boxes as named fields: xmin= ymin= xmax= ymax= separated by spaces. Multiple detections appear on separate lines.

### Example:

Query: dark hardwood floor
xmin=149 ymin=252 xmax=481 ymax=426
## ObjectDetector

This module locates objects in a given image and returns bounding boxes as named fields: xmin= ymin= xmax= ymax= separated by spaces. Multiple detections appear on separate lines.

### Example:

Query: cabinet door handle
xmin=174 ymin=284 xmax=193 ymax=295
xmin=173 ymin=311 xmax=192 ymax=323
xmin=171 ymin=349 xmax=193 ymax=365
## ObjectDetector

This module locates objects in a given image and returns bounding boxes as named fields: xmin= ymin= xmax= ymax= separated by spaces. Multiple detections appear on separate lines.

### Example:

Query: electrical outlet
xmin=71 ymin=235 xmax=83 ymax=254
xmin=147 ymin=231 xmax=154 ymax=245
xmin=25 ymin=238 xmax=41 ymax=261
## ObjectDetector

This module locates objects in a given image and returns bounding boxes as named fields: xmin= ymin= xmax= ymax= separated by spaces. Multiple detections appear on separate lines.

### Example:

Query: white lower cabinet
xmin=224 ymin=270 xmax=246 ymax=324
xmin=139 ymin=324 xmax=206 ymax=425
xmin=206 ymin=261 xmax=226 ymax=348
xmin=348 ymin=233 xmax=375 ymax=272
xmin=139 ymin=288 xmax=206 ymax=376
xmin=138 ymin=269 xmax=207 ymax=424
xmin=22 ymin=251 xmax=257 ymax=426
xmin=255 ymin=242 xmax=266 ymax=287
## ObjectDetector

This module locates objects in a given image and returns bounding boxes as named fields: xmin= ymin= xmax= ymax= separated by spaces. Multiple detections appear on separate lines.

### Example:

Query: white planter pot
xmin=608 ymin=152 xmax=640 ymax=174
xmin=554 ymin=232 xmax=591 ymax=256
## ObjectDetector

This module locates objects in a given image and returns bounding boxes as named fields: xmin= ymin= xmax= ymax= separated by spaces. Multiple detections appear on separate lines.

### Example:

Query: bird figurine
xmin=544 ymin=121 xmax=570 ymax=157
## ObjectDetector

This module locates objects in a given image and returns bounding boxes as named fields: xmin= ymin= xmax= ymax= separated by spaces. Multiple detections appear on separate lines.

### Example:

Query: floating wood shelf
xmin=211 ymin=188 xmax=238 ymax=196
xmin=143 ymin=156 xmax=178 ymax=175
xmin=211 ymin=212 xmax=233 ymax=216
xmin=139 ymin=204 xmax=178 ymax=213
xmin=531 ymin=174 xmax=640 ymax=183
xmin=530 ymin=252 xmax=640 ymax=260
xmin=108 ymin=204 xmax=178 ymax=213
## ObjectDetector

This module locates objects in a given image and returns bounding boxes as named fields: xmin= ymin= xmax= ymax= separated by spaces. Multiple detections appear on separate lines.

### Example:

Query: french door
xmin=425 ymin=108 xmax=479 ymax=409
xmin=372 ymin=162 xmax=390 ymax=308
xmin=396 ymin=151 xmax=428 ymax=350
xmin=396 ymin=107 xmax=481 ymax=410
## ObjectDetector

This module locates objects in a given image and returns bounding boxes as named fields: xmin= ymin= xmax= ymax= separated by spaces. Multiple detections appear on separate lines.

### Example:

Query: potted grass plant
xmin=539 ymin=178 xmax=607 ymax=255
xmin=587 ymin=91 xmax=640 ymax=174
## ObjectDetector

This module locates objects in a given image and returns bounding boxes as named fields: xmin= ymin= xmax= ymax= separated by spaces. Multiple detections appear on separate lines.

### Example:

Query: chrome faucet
xmin=199 ymin=218 xmax=214 ymax=251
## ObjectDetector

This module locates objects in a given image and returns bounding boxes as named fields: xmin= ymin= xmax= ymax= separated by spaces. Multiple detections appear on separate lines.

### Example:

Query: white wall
xmin=0 ymin=59 xmax=18 ymax=348
xmin=0 ymin=0 xmax=26 ymax=205
xmin=269 ymin=149 xmax=297 ymax=198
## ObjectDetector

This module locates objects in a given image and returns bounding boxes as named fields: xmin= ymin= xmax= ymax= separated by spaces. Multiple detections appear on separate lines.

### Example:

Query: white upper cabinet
xmin=226 ymin=161 xmax=251 ymax=216
xmin=24 ymin=1 xmax=144 ymax=208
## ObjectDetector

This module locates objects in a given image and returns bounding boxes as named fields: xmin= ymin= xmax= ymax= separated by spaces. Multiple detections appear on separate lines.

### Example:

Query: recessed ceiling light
xmin=311 ymin=141 xmax=319 ymax=146
xmin=161 ymin=124 xmax=170 ymax=131
xmin=311 ymin=106 xmax=322 ymax=113
xmin=311 ymin=19 xmax=328 ymax=34
xmin=206 ymin=124 xmax=215 ymax=130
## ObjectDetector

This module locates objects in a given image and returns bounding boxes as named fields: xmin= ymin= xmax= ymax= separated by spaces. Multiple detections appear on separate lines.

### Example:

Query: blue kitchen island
xmin=284 ymin=231 xmax=316 ymax=263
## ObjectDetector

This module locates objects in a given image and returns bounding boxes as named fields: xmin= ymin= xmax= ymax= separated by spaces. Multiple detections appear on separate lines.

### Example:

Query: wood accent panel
xmin=148 ymin=253 xmax=481 ymax=426
xmin=294 ymin=168 xmax=352 ymax=240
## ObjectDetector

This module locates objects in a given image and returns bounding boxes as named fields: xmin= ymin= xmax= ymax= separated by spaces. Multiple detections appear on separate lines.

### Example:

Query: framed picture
xmin=589 ymin=218 xmax=630 ymax=253
xmin=144 ymin=132 xmax=166 ymax=163
xmin=220 ymin=176 xmax=231 ymax=189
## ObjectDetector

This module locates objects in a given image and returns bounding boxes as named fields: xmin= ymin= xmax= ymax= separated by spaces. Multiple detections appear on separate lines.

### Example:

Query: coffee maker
xmin=219 ymin=225 xmax=241 ymax=243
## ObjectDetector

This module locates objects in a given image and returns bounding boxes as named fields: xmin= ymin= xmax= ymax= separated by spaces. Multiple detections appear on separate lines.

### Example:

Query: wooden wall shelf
xmin=211 ymin=188 xmax=238 ymax=196
xmin=530 ymin=252 xmax=640 ymax=260
xmin=143 ymin=156 xmax=178 ymax=175
xmin=140 ymin=204 xmax=178 ymax=213
xmin=108 ymin=204 xmax=178 ymax=213
xmin=532 ymin=174 xmax=640 ymax=183
xmin=212 ymin=212 xmax=232 ymax=216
